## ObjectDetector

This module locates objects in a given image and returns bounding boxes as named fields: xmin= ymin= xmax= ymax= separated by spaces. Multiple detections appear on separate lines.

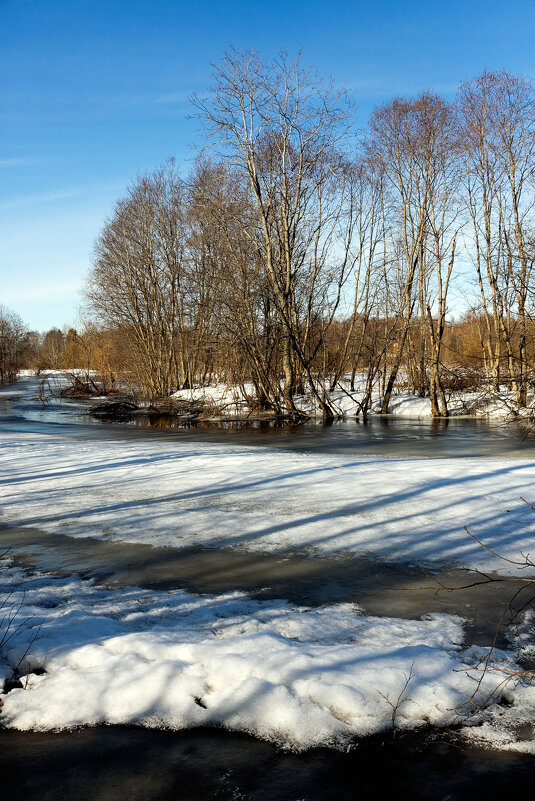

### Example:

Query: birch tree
xmin=368 ymin=92 xmax=460 ymax=415
xmin=460 ymin=70 xmax=535 ymax=405
xmin=193 ymin=48 xmax=357 ymax=418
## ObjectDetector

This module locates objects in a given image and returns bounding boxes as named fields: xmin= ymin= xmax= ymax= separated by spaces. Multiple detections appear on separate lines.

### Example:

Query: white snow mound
xmin=1 ymin=568 xmax=531 ymax=750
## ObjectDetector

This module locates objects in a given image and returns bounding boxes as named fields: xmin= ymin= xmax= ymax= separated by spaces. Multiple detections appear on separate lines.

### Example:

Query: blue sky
xmin=2 ymin=0 xmax=535 ymax=331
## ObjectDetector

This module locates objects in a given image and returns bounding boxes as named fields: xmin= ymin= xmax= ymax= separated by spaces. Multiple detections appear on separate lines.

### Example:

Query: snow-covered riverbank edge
xmin=20 ymin=370 xmax=535 ymax=420
xmin=1 ymin=560 xmax=535 ymax=754
xmin=171 ymin=378 xmax=535 ymax=421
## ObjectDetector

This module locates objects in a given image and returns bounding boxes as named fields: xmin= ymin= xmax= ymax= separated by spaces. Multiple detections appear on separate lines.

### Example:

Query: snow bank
xmin=172 ymin=378 xmax=534 ymax=420
xmin=14 ymin=370 xmax=530 ymax=419
xmin=2 ymin=565 xmax=529 ymax=750
xmin=2 ymin=429 xmax=535 ymax=573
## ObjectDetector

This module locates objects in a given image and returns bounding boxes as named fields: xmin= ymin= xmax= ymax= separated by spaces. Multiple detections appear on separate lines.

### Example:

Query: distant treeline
xmin=22 ymin=311 xmax=535 ymax=411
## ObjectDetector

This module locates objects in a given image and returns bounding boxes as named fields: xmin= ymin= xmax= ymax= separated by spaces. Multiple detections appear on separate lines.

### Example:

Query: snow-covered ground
xmin=1 ymin=562 xmax=534 ymax=752
xmin=20 ymin=368 xmax=531 ymax=419
xmin=2 ymin=392 xmax=535 ymax=751
xmin=2 ymin=428 xmax=535 ymax=571
xmin=172 ymin=377 xmax=533 ymax=419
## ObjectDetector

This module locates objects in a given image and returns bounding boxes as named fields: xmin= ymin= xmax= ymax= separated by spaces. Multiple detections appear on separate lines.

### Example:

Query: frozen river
xmin=1 ymin=376 xmax=535 ymax=798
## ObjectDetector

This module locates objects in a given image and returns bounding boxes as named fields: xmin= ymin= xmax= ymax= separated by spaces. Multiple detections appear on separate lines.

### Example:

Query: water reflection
xmin=2 ymin=376 xmax=535 ymax=458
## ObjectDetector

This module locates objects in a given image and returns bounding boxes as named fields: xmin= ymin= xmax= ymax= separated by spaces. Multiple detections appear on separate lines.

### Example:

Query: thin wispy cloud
xmin=0 ymin=188 xmax=85 ymax=210
xmin=341 ymin=76 xmax=460 ymax=100
xmin=0 ymin=181 xmax=123 ymax=211
xmin=0 ymin=157 xmax=37 ymax=167
xmin=153 ymin=91 xmax=189 ymax=104
xmin=117 ymin=90 xmax=190 ymax=106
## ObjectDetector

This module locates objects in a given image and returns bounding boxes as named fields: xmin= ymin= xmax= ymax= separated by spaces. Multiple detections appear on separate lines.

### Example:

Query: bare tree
xmin=38 ymin=328 xmax=65 ymax=370
xmin=193 ymin=48 xmax=357 ymax=418
xmin=328 ymin=159 xmax=388 ymax=410
xmin=368 ymin=92 xmax=460 ymax=415
xmin=460 ymin=70 xmax=535 ymax=406
xmin=85 ymin=161 xmax=188 ymax=398
xmin=188 ymin=159 xmax=284 ymax=410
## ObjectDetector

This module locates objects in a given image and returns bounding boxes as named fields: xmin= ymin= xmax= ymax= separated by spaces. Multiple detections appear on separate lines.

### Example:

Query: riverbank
xmin=23 ymin=369 xmax=535 ymax=422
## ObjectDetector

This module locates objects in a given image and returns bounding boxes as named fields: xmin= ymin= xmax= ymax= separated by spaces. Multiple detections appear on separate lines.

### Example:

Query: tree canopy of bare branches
xmin=81 ymin=56 xmax=535 ymax=419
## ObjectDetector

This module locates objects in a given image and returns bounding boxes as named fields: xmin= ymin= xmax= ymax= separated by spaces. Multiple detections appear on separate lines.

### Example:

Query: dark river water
xmin=0 ymin=524 xmax=523 ymax=649
xmin=3 ymin=376 xmax=535 ymax=458
xmin=1 ymin=377 xmax=535 ymax=799
xmin=2 ymin=725 xmax=535 ymax=801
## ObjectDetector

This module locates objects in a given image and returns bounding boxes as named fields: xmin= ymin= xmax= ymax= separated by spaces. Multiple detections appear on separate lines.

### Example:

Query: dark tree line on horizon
xmin=0 ymin=306 xmax=32 ymax=385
